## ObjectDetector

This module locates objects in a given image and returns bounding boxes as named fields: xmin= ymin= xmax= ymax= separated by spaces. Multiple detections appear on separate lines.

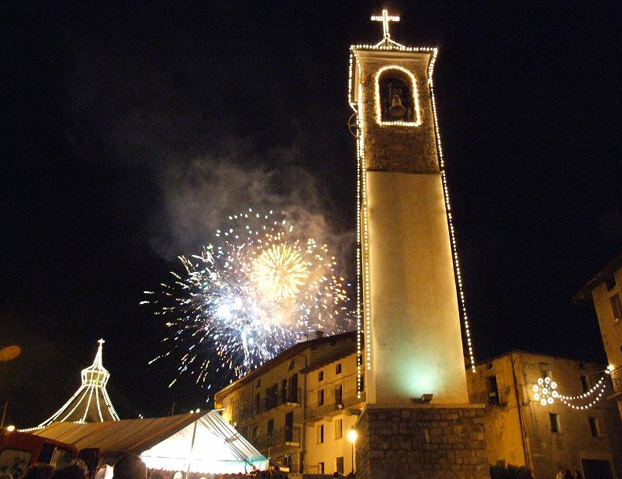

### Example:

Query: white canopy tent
xmin=32 ymin=411 xmax=267 ymax=475
xmin=140 ymin=411 xmax=267 ymax=474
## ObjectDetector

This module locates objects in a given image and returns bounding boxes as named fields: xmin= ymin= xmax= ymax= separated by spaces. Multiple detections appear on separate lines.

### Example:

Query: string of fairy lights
xmin=350 ymin=10 xmax=479 ymax=393
xmin=428 ymin=55 xmax=477 ymax=373
xmin=532 ymin=367 xmax=613 ymax=410
xmin=374 ymin=65 xmax=422 ymax=127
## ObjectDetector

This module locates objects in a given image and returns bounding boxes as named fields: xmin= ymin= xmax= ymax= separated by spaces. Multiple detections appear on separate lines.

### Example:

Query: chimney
xmin=315 ymin=331 xmax=325 ymax=340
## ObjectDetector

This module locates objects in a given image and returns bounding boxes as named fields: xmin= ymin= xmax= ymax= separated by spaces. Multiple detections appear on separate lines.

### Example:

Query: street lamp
xmin=347 ymin=428 xmax=358 ymax=474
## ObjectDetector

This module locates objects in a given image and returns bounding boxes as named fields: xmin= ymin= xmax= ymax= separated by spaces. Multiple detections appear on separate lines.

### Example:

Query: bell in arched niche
xmin=379 ymin=72 xmax=414 ymax=123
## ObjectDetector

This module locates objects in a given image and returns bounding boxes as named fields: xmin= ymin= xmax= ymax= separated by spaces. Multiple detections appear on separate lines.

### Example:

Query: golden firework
xmin=252 ymin=243 xmax=308 ymax=301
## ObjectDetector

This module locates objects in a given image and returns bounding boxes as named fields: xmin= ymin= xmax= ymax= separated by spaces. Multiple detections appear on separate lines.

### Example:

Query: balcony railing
xmin=253 ymin=426 xmax=301 ymax=451
xmin=235 ymin=388 xmax=302 ymax=423
xmin=306 ymin=390 xmax=365 ymax=419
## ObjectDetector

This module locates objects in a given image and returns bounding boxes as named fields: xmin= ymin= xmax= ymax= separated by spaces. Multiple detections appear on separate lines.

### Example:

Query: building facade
xmin=215 ymin=331 xmax=363 ymax=475
xmin=467 ymin=351 xmax=622 ymax=478
xmin=575 ymin=253 xmax=622 ymax=420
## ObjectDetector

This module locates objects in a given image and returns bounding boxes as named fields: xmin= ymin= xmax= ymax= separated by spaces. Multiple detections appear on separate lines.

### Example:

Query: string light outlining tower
xmin=347 ymin=10 xmax=485 ymax=410
xmin=350 ymin=11 xmax=478 ymax=399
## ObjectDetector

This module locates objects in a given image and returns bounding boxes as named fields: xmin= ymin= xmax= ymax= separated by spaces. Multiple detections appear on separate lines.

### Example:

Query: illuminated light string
xmin=37 ymin=340 xmax=120 ymax=427
xmin=371 ymin=9 xmax=400 ymax=42
xmin=357 ymin=78 xmax=373 ymax=375
xmin=532 ymin=374 xmax=611 ymax=410
xmin=374 ymin=65 xmax=422 ymax=127
xmin=355 ymin=86 xmax=363 ymax=397
xmin=348 ymin=46 xmax=438 ymax=111
xmin=350 ymin=22 xmax=477 ymax=377
xmin=428 ymin=52 xmax=477 ymax=373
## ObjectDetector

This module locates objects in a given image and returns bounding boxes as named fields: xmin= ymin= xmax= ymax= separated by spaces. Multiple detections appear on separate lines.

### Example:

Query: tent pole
xmin=186 ymin=416 xmax=199 ymax=478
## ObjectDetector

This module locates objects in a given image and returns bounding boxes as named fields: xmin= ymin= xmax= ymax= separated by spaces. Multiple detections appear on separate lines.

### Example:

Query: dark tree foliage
xmin=490 ymin=464 xmax=533 ymax=479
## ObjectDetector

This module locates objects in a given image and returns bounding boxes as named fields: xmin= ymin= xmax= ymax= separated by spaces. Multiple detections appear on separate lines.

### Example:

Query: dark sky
xmin=2 ymin=1 xmax=621 ymax=427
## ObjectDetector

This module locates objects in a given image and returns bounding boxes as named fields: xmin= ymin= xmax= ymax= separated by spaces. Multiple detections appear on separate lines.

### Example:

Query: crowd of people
xmin=9 ymin=457 xmax=295 ymax=479
xmin=556 ymin=469 xmax=583 ymax=479
xmin=9 ymin=455 xmax=148 ymax=479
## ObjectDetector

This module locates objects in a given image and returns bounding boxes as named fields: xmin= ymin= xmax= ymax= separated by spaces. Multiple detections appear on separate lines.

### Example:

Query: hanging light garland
xmin=533 ymin=367 xmax=612 ymax=410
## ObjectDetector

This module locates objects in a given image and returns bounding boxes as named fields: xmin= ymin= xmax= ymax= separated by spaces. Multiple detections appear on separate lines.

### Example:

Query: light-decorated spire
xmin=37 ymin=339 xmax=120 ymax=427
xmin=81 ymin=338 xmax=109 ymax=387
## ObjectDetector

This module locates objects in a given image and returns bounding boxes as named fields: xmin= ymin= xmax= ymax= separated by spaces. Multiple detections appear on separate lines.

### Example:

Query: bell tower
xmin=351 ymin=12 xmax=472 ymax=406
xmin=350 ymin=13 xmax=489 ymax=479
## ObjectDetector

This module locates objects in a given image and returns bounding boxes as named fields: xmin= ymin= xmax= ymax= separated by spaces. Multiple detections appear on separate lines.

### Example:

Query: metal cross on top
xmin=98 ymin=338 xmax=105 ymax=346
xmin=371 ymin=9 xmax=400 ymax=41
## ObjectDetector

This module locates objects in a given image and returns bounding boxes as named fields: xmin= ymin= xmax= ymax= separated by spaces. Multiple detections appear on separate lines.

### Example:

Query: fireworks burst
xmin=145 ymin=209 xmax=352 ymax=396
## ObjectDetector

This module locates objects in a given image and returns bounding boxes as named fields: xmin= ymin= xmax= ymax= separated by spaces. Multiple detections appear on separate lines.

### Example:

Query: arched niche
xmin=374 ymin=66 xmax=422 ymax=126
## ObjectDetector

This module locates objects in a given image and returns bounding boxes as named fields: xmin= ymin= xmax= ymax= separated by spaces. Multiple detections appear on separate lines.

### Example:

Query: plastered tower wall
xmin=353 ymin=49 xmax=469 ymax=405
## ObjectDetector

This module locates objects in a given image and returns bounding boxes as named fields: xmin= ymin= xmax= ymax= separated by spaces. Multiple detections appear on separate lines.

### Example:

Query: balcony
xmin=306 ymin=390 xmax=365 ymax=421
xmin=236 ymin=388 xmax=302 ymax=423
xmin=253 ymin=426 xmax=301 ymax=452
xmin=260 ymin=387 xmax=302 ymax=413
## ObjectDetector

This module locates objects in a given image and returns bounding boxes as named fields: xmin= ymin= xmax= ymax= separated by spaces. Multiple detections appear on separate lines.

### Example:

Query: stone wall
xmin=356 ymin=405 xmax=489 ymax=479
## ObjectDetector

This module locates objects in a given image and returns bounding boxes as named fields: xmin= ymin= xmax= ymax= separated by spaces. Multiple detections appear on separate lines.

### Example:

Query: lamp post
xmin=347 ymin=428 xmax=358 ymax=474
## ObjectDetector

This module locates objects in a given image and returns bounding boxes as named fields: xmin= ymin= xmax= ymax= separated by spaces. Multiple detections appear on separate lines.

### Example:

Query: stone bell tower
xmin=350 ymin=11 xmax=488 ymax=478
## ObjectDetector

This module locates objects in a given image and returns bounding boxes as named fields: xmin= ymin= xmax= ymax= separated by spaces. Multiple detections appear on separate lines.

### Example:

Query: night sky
xmin=2 ymin=1 xmax=621 ymax=427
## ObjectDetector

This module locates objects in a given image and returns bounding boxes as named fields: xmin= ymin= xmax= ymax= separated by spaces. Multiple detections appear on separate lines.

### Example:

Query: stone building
xmin=215 ymin=331 xmax=363 ymax=475
xmin=575 ymin=253 xmax=622 ymax=420
xmin=468 ymin=351 xmax=622 ymax=478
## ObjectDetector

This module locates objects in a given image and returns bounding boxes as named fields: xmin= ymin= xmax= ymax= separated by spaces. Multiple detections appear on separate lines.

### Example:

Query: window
xmin=336 ymin=457 xmax=344 ymax=474
xmin=288 ymin=359 xmax=295 ymax=370
xmin=50 ymin=448 xmax=72 ymax=469
xmin=358 ymin=373 xmax=365 ymax=392
xmin=318 ymin=389 xmax=325 ymax=406
xmin=318 ymin=371 xmax=324 ymax=382
xmin=549 ymin=413 xmax=560 ymax=434
xmin=267 ymin=419 xmax=274 ymax=437
xmin=581 ymin=375 xmax=589 ymax=393
xmin=486 ymin=375 xmax=500 ymax=405
xmin=39 ymin=443 xmax=55 ymax=463
xmin=271 ymin=384 xmax=279 ymax=408
xmin=282 ymin=379 xmax=288 ymax=402
xmin=317 ymin=425 xmax=324 ymax=444
xmin=256 ymin=379 xmax=261 ymax=387
xmin=540 ymin=363 xmax=551 ymax=379
xmin=285 ymin=411 xmax=294 ymax=442
xmin=289 ymin=374 xmax=299 ymax=402
xmin=336 ymin=363 xmax=342 ymax=374
xmin=318 ymin=462 xmax=325 ymax=474
xmin=589 ymin=417 xmax=600 ymax=437
xmin=335 ymin=419 xmax=343 ymax=439
xmin=606 ymin=276 xmax=616 ymax=291
xmin=252 ymin=425 xmax=259 ymax=442
xmin=611 ymin=294 xmax=622 ymax=320
xmin=335 ymin=384 xmax=343 ymax=405
xmin=255 ymin=393 xmax=260 ymax=414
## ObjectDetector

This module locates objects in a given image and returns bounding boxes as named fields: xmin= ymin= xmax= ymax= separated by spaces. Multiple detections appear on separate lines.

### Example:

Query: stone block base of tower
xmin=355 ymin=404 xmax=489 ymax=479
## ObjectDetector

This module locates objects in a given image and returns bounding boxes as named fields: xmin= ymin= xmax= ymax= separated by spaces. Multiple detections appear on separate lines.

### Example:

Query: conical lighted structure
xmin=39 ymin=339 xmax=120 ymax=426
